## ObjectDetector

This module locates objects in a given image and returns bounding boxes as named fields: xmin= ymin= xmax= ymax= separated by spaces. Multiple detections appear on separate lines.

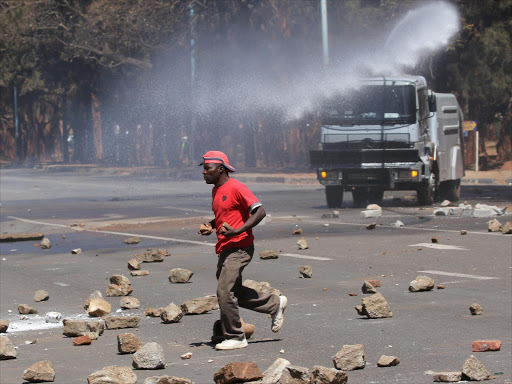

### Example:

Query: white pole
xmin=321 ymin=0 xmax=329 ymax=69
xmin=475 ymin=130 xmax=479 ymax=172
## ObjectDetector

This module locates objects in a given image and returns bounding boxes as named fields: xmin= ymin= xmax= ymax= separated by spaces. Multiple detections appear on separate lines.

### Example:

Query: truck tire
xmin=325 ymin=186 xmax=343 ymax=208
xmin=368 ymin=188 xmax=384 ymax=204
xmin=352 ymin=187 xmax=368 ymax=208
xmin=440 ymin=179 xmax=461 ymax=202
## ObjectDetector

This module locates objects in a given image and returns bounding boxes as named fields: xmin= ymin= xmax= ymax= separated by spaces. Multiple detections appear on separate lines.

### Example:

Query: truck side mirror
xmin=428 ymin=94 xmax=437 ymax=112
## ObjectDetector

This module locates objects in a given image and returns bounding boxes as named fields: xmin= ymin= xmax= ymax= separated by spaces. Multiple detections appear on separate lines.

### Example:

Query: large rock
xmin=261 ymin=358 xmax=290 ymax=384
xmin=133 ymin=342 xmax=166 ymax=369
xmin=168 ymin=268 xmax=194 ymax=283
xmin=260 ymin=250 xmax=279 ymax=260
xmin=243 ymin=279 xmax=281 ymax=296
xmin=461 ymin=355 xmax=490 ymax=381
xmin=488 ymin=218 xmax=502 ymax=232
xmin=88 ymin=297 xmax=112 ymax=317
xmin=297 ymin=237 xmax=309 ymax=250
xmin=181 ymin=295 xmax=219 ymax=315
xmin=377 ymin=355 xmax=399 ymax=367
xmin=118 ymin=333 xmax=141 ymax=354
xmin=470 ymin=303 xmax=483 ymax=315
xmin=279 ymin=365 xmax=311 ymax=384
xmin=18 ymin=303 xmax=38 ymax=314
xmin=359 ymin=292 xmax=393 ymax=318
xmin=104 ymin=316 xmax=140 ymax=330
xmin=409 ymin=275 xmax=435 ymax=292
xmin=502 ymin=221 xmax=512 ymax=234
xmin=73 ymin=335 xmax=92 ymax=346
xmin=144 ymin=376 xmax=192 ymax=384
xmin=146 ymin=307 xmax=165 ymax=317
xmin=0 ymin=320 xmax=9 ymax=333
xmin=299 ymin=266 xmax=312 ymax=278
xmin=128 ymin=258 xmax=141 ymax=270
xmin=62 ymin=319 xmax=104 ymax=338
xmin=83 ymin=291 xmax=103 ymax=310
xmin=160 ymin=303 xmax=183 ymax=323
xmin=433 ymin=372 xmax=462 ymax=382
xmin=362 ymin=281 xmax=377 ymax=294
xmin=120 ymin=297 xmax=140 ymax=309
xmin=106 ymin=274 xmax=133 ymax=297
xmin=213 ymin=362 xmax=263 ymax=384
xmin=34 ymin=290 xmax=49 ymax=302
xmin=88 ymin=366 xmax=137 ymax=384
xmin=0 ymin=335 xmax=17 ymax=359
xmin=311 ymin=365 xmax=348 ymax=384
xmin=22 ymin=360 xmax=55 ymax=382
xmin=135 ymin=249 xmax=169 ymax=263
xmin=333 ymin=344 xmax=366 ymax=371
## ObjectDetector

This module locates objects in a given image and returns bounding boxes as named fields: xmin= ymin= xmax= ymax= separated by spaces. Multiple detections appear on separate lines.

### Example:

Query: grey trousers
xmin=216 ymin=246 xmax=280 ymax=341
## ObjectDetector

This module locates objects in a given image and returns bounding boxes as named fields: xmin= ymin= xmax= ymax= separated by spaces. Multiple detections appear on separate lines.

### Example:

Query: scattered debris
xmin=181 ymin=295 xmax=219 ymax=315
xmin=322 ymin=212 xmax=339 ymax=219
xmin=160 ymin=303 xmax=183 ymax=323
xmin=88 ymin=366 xmax=137 ymax=384
xmin=461 ymin=355 xmax=490 ymax=381
xmin=440 ymin=200 xmax=451 ymax=207
xmin=333 ymin=344 xmax=366 ymax=371
xmin=127 ymin=258 xmax=141 ymax=270
xmin=243 ymin=280 xmax=281 ymax=296
xmin=366 ymin=222 xmax=377 ymax=230
xmin=488 ymin=218 xmax=502 ymax=232
xmin=409 ymin=276 xmax=435 ymax=292
xmin=357 ymin=293 xmax=393 ymax=318
xmin=106 ymin=274 xmax=133 ymax=297
xmin=62 ymin=319 xmax=104 ymax=338
xmin=434 ymin=207 xmax=463 ymax=216
xmin=88 ymin=297 xmax=112 ymax=317
xmin=61 ymin=235 xmax=66 ymax=239
xmin=377 ymin=355 xmax=400 ymax=367
xmin=104 ymin=316 xmax=141 ymax=330
xmin=145 ymin=308 xmax=164 ymax=317
xmin=280 ymin=365 xmax=311 ymax=383
xmin=349 ymin=293 xmax=358 ymax=297
xmin=0 ymin=320 xmax=9 ymax=333
xmin=34 ymin=290 xmax=49 ymax=302
xmin=311 ymin=365 xmax=348 ymax=384
xmin=323 ymin=223 xmax=330 ymax=227
xmin=40 ymin=238 xmax=51 ymax=249
xmin=260 ymin=250 xmax=279 ymax=260
xmin=181 ymin=352 xmax=192 ymax=360
xmin=292 ymin=228 xmax=303 ymax=235
xmin=22 ymin=360 xmax=55 ymax=383
xmin=120 ymin=297 xmax=140 ymax=310
xmin=144 ymin=376 xmax=192 ymax=384
xmin=472 ymin=340 xmax=502 ymax=352
xmin=502 ymin=222 xmax=512 ymax=234
xmin=24 ymin=340 xmax=37 ymax=345
xmin=0 ymin=233 xmax=44 ymax=242
xmin=0 ymin=335 xmax=17 ymax=359
xmin=297 ymin=237 xmax=309 ymax=250
xmin=391 ymin=220 xmax=404 ymax=228
xmin=361 ymin=209 xmax=381 ymax=218
xmin=469 ymin=303 xmax=483 ymax=315
xmin=213 ymin=362 xmax=263 ymax=384
xmin=362 ymin=281 xmax=377 ymax=294
xmin=18 ymin=304 xmax=38 ymax=314
xmin=133 ymin=342 xmax=166 ymax=369
xmin=44 ymin=312 xmax=62 ymax=323
xmin=299 ymin=266 xmax=313 ymax=278
xmin=460 ymin=230 xmax=468 ymax=235
xmin=124 ymin=237 xmax=140 ymax=244
xmin=261 ymin=357 xmax=290 ymax=384
xmin=131 ymin=270 xmax=149 ymax=276
xmin=118 ymin=333 xmax=141 ymax=354
xmin=433 ymin=372 xmax=462 ymax=382
xmin=473 ymin=204 xmax=504 ymax=217
xmin=436 ymin=284 xmax=446 ymax=290
xmin=431 ymin=236 xmax=439 ymax=243
xmin=169 ymin=268 xmax=194 ymax=283
xmin=71 ymin=248 xmax=82 ymax=254
xmin=135 ymin=249 xmax=169 ymax=263
xmin=73 ymin=335 xmax=92 ymax=346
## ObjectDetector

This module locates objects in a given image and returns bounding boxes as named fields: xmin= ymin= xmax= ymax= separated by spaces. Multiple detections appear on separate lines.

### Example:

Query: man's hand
xmin=220 ymin=222 xmax=238 ymax=237
xmin=198 ymin=223 xmax=213 ymax=236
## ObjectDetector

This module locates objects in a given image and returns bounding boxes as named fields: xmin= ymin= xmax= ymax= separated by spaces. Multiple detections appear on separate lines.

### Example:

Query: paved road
xmin=0 ymin=169 xmax=511 ymax=384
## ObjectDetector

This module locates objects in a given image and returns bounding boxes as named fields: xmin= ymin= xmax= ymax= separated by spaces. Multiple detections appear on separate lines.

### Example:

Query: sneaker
xmin=271 ymin=295 xmax=288 ymax=333
xmin=215 ymin=337 xmax=248 ymax=350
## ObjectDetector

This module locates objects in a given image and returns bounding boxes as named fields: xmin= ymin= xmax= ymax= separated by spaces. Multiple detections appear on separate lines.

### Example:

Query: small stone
xmin=433 ymin=372 xmax=462 ymax=382
xmin=461 ymin=355 xmax=490 ymax=381
xmin=22 ymin=360 xmax=55 ymax=382
xmin=25 ymin=340 xmax=37 ymax=344
xmin=169 ymin=268 xmax=194 ymax=283
xmin=311 ymin=365 xmax=348 ymax=384
xmin=431 ymin=236 xmax=439 ymax=243
xmin=333 ymin=344 xmax=366 ymax=371
xmin=470 ymin=303 xmax=483 ymax=315
xmin=104 ymin=316 xmax=141 ymax=329
xmin=472 ymin=340 xmax=502 ymax=352
xmin=349 ymin=293 xmax=358 ymax=297
xmin=106 ymin=274 xmax=133 ymax=296
xmin=160 ymin=303 xmax=183 ymax=323
xmin=436 ymin=284 xmax=446 ymax=290
xmin=34 ymin=290 xmax=49 ymax=302
xmin=460 ymin=230 xmax=468 ymax=235
xmin=88 ymin=297 xmax=112 ymax=317
xmin=88 ymin=366 xmax=137 ymax=384
xmin=366 ymin=204 xmax=382 ymax=211
xmin=359 ymin=292 xmax=393 ymax=318
xmin=391 ymin=220 xmax=404 ymax=228
xmin=128 ymin=258 xmax=141 ymax=270
xmin=213 ymin=362 xmax=263 ymax=384
xmin=292 ymin=227 xmax=303 ymax=236
xmin=409 ymin=275 xmax=435 ymax=292
xmin=135 ymin=249 xmax=168 ymax=263
xmin=377 ymin=355 xmax=400 ymax=367
xmin=71 ymin=248 xmax=82 ymax=254
xmin=63 ymin=319 xmax=104 ymax=338
xmin=44 ymin=312 xmax=62 ymax=323
xmin=181 ymin=295 xmax=218 ymax=315
xmin=73 ymin=335 xmax=92 ymax=346
xmin=144 ymin=376 xmax=192 ymax=384
xmin=297 ymin=237 xmax=309 ymax=250
xmin=441 ymin=200 xmax=451 ymax=207
xmin=120 ymin=297 xmax=140 ymax=309
xmin=501 ymin=221 xmax=512 ymax=234
xmin=131 ymin=270 xmax=149 ymax=276
xmin=83 ymin=291 xmax=103 ymax=310
xmin=280 ymin=349 xmax=285 ymax=354
xmin=18 ymin=304 xmax=38 ymax=314
xmin=0 ymin=335 xmax=17 ymax=359
xmin=181 ymin=352 xmax=192 ymax=360
xmin=40 ymin=238 xmax=51 ymax=249
xmin=361 ymin=210 xmax=381 ymax=218
xmin=61 ymin=235 xmax=66 ymax=239
xmin=118 ymin=333 xmax=141 ymax=354
xmin=362 ymin=281 xmax=377 ymax=294
xmin=366 ymin=222 xmax=377 ymax=230
xmin=366 ymin=279 xmax=381 ymax=287
xmin=124 ymin=236 xmax=140 ymax=244
xmin=145 ymin=307 xmax=165 ymax=317
xmin=299 ymin=265 xmax=312 ymax=278
xmin=488 ymin=218 xmax=502 ymax=232
xmin=133 ymin=342 xmax=166 ymax=369
xmin=0 ymin=320 xmax=9 ymax=333
xmin=260 ymin=250 xmax=280 ymax=259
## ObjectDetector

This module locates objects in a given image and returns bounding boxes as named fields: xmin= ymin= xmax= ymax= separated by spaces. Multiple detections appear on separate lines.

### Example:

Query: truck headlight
xmin=321 ymin=171 xmax=327 ymax=179
xmin=411 ymin=170 xmax=418 ymax=178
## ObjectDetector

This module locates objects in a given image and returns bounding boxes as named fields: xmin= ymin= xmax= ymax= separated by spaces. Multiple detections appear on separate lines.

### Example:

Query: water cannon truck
xmin=310 ymin=75 xmax=464 ymax=207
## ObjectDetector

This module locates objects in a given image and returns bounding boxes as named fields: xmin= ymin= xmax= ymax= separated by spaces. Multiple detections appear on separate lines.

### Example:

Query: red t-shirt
xmin=212 ymin=178 xmax=262 ymax=254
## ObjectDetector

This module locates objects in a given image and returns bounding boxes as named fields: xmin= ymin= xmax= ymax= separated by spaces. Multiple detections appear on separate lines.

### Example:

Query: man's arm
xmin=221 ymin=206 xmax=266 ymax=237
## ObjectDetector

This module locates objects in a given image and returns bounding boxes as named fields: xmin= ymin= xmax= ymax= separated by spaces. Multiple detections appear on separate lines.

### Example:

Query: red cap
xmin=200 ymin=151 xmax=236 ymax=172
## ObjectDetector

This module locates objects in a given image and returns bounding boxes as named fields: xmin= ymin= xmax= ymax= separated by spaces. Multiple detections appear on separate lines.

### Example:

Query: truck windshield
xmin=321 ymin=85 xmax=416 ymax=125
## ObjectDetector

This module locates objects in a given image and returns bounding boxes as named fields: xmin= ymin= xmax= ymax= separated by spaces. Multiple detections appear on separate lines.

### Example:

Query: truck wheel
xmin=440 ymin=179 xmax=461 ymax=202
xmin=352 ymin=188 xmax=368 ymax=208
xmin=417 ymin=173 xmax=437 ymax=205
xmin=368 ymin=188 xmax=384 ymax=204
xmin=325 ymin=186 xmax=343 ymax=208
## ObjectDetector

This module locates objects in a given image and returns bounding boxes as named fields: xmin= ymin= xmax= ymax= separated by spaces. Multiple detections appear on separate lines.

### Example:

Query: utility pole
xmin=189 ymin=3 xmax=196 ymax=162
xmin=321 ymin=0 xmax=329 ymax=69
xmin=13 ymin=86 xmax=19 ymax=163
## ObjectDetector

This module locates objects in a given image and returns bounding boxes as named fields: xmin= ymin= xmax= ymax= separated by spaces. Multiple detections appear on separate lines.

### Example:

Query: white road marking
xmin=280 ymin=253 xmax=332 ymax=261
xmin=162 ymin=206 xmax=211 ymax=214
xmin=417 ymin=270 xmax=499 ymax=280
xmin=409 ymin=243 xmax=469 ymax=251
